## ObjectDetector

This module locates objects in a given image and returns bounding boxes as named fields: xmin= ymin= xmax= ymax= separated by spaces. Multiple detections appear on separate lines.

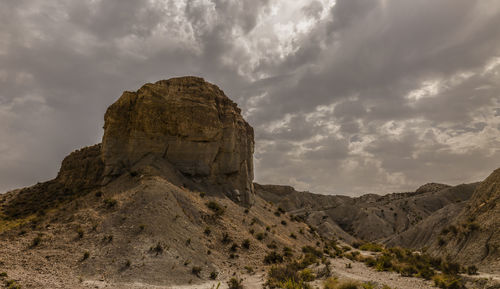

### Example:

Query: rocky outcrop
xmin=2 ymin=145 xmax=104 ymax=218
xmin=101 ymin=76 xmax=255 ymax=205
xmin=57 ymin=144 xmax=104 ymax=190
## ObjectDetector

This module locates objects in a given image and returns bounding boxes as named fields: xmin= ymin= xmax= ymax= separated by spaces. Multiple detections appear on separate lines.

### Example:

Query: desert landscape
xmin=1 ymin=1 xmax=500 ymax=289
xmin=0 ymin=77 xmax=499 ymax=289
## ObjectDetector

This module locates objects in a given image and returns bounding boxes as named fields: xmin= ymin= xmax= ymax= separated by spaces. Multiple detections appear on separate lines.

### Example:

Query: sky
xmin=1 ymin=0 xmax=500 ymax=196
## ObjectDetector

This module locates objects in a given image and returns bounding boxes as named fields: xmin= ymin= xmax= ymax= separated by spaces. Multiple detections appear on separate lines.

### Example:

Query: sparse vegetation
xmin=4 ymin=279 xmax=21 ymax=289
xmin=206 ymin=201 xmax=225 ymax=216
xmin=264 ymin=251 xmax=284 ymax=264
xmin=103 ymin=198 xmax=117 ymax=208
xmin=150 ymin=242 xmax=164 ymax=255
xmin=466 ymin=265 xmax=478 ymax=275
xmin=242 ymin=239 xmax=251 ymax=249
xmin=76 ymin=227 xmax=84 ymax=238
xmin=222 ymin=232 xmax=232 ymax=244
xmin=191 ymin=266 xmax=202 ymax=277
xmin=227 ymin=277 xmax=244 ymax=289
xmin=323 ymin=278 xmax=358 ymax=289
xmin=82 ymin=251 xmax=90 ymax=261
xmin=209 ymin=271 xmax=218 ymax=280
xmin=359 ymin=242 xmax=383 ymax=252
xmin=31 ymin=235 xmax=42 ymax=247
xmin=256 ymin=232 xmax=266 ymax=241
xmin=204 ymin=227 xmax=211 ymax=236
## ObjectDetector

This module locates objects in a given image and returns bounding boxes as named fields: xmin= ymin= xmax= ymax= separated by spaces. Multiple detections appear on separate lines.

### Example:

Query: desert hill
xmin=0 ymin=76 xmax=498 ymax=289
xmin=255 ymin=182 xmax=477 ymax=242
xmin=0 ymin=77 xmax=319 ymax=288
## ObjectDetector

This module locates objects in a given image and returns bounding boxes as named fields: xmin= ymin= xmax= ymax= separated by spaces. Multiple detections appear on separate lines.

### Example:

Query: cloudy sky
xmin=1 ymin=0 xmax=500 ymax=196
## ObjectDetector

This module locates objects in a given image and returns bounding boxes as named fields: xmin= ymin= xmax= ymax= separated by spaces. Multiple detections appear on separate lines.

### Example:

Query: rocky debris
xmin=101 ymin=76 xmax=255 ymax=205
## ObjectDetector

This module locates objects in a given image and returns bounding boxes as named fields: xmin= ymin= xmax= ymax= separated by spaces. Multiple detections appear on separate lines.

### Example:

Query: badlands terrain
xmin=0 ymin=77 xmax=499 ymax=289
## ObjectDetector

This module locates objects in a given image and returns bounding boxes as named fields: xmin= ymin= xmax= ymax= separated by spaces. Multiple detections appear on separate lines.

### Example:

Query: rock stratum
xmin=102 ymin=77 xmax=255 ymax=205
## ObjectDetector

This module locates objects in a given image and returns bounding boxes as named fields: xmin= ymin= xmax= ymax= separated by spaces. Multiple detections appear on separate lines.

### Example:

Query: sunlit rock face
xmin=101 ymin=76 xmax=255 ymax=205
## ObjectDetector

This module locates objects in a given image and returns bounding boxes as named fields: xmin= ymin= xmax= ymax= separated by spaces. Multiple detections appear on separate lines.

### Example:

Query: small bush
xmin=95 ymin=191 xmax=103 ymax=197
xmin=281 ymin=220 xmax=287 ymax=226
xmin=104 ymin=198 xmax=117 ymax=208
xmin=300 ymin=268 xmax=315 ymax=282
xmin=227 ymin=277 xmax=243 ymax=289
xmin=230 ymin=243 xmax=239 ymax=252
xmin=31 ymin=236 xmax=42 ymax=247
xmin=466 ymin=265 xmax=478 ymax=275
xmin=150 ymin=242 xmax=164 ymax=255
xmin=82 ymin=251 xmax=90 ymax=261
xmin=222 ymin=232 xmax=232 ymax=244
xmin=77 ymin=227 xmax=84 ymax=238
xmin=204 ymin=227 xmax=211 ymax=236
xmin=256 ymin=232 xmax=266 ymax=241
xmin=4 ymin=279 xmax=21 ymax=289
xmin=206 ymin=201 xmax=225 ymax=216
xmin=302 ymin=246 xmax=323 ymax=258
xmin=242 ymin=239 xmax=251 ymax=249
xmin=264 ymin=251 xmax=284 ymax=264
xmin=359 ymin=242 xmax=383 ymax=252
xmin=209 ymin=271 xmax=218 ymax=280
xmin=0 ymin=272 xmax=7 ymax=277
xmin=191 ymin=266 xmax=202 ymax=277
xmin=199 ymin=192 xmax=206 ymax=198
xmin=283 ymin=246 xmax=293 ymax=257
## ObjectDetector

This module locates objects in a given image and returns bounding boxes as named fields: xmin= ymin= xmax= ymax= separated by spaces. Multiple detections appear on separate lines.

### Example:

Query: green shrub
xmin=433 ymin=274 xmax=463 ymax=289
xmin=4 ymin=279 xmax=21 ymax=289
xmin=466 ymin=265 xmax=478 ymax=275
xmin=191 ymin=266 xmax=202 ymax=277
xmin=302 ymin=246 xmax=322 ymax=257
xmin=256 ymin=232 xmax=266 ymax=241
xmin=150 ymin=242 xmax=164 ymax=255
xmin=283 ymin=247 xmax=293 ymax=257
xmin=227 ymin=277 xmax=243 ymax=289
xmin=77 ymin=227 xmax=84 ymax=238
xmin=300 ymin=268 xmax=315 ymax=282
xmin=209 ymin=271 xmax=218 ymax=280
xmin=242 ymin=239 xmax=251 ymax=249
xmin=206 ymin=201 xmax=225 ymax=216
xmin=264 ymin=251 xmax=284 ymax=264
xmin=103 ymin=198 xmax=117 ymax=208
xmin=31 ymin=236 xmax=42 ymax=247
xmin=222 ymin=232 xmax=232 ymax=244
xmin=359 ymin=242 xmax=383 ymax=252
xmin=82 ymin=251 xmax=90 ymax=261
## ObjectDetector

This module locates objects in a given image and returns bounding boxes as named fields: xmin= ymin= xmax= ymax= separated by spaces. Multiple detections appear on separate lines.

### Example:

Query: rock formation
xmin=101 ymin=76 xmax=255 ymax=205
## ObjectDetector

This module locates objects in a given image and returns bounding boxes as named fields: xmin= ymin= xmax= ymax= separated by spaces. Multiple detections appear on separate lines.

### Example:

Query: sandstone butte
xmin=4 ymin=76 xmax=255 ymax=218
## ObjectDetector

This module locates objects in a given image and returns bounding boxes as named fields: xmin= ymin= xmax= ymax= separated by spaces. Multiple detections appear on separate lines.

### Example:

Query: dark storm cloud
xmin=1 ymin=0 xmax=500 ymax=195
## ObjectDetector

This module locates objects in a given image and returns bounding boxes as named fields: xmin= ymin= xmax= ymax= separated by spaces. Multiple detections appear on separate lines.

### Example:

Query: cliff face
xmin=101 ymin=76 xmax=255 ymax=205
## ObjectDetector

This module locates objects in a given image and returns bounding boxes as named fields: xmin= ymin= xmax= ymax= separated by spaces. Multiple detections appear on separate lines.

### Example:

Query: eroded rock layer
xmin=101 ymin=76 xmax=255 ymax=205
